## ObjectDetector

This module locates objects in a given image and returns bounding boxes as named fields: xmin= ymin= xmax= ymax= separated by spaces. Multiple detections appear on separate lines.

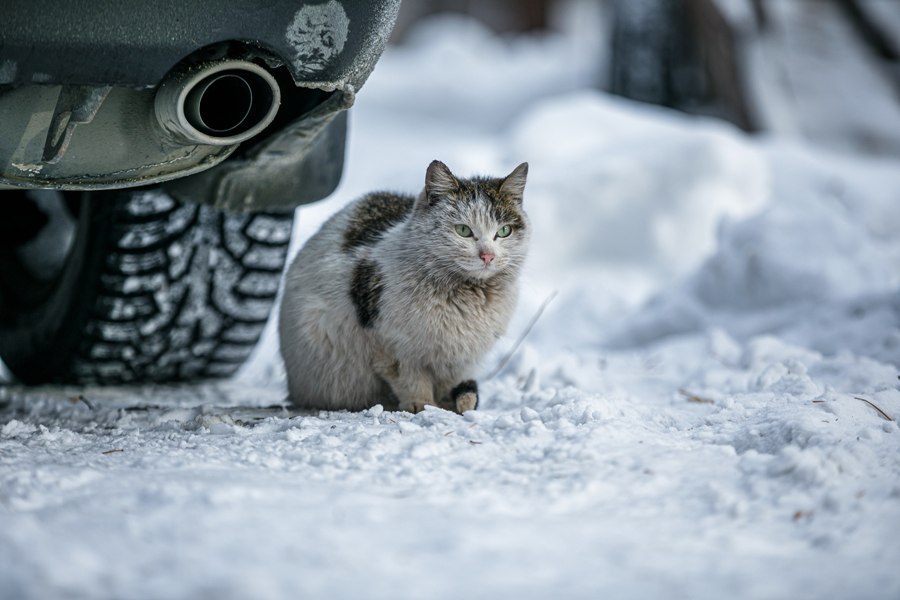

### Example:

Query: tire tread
xmin=69 ymin=193 xmax=291 ymax=383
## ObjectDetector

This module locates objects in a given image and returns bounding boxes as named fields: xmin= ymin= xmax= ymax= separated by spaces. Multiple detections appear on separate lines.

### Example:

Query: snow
xmin=2 ymin=13 xmax=900 ymax=600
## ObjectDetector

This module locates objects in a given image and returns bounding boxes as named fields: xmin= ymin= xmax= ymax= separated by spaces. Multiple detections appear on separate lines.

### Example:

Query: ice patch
xmin=285 ymin=1 xmax=349 ymax=75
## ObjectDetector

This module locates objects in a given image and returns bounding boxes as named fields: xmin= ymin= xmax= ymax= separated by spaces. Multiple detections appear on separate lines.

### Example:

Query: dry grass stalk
xmin=68 ymin=395 xmax=94 ymax=410
xmin=678 ymin=388 xmax=715 ymax=405
xmin=854 ymin=397 xmax=894 ymax=421
xmin=486 ymin=290 xmax=558 ymax=380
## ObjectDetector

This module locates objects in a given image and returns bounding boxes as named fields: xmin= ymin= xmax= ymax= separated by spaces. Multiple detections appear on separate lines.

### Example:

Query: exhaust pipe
xmin=155 ymin=60 xmax=281 ymax=146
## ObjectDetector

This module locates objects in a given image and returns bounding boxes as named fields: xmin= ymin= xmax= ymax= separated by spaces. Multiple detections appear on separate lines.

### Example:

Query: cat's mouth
xmin=465 ymin=259 xmax=499 ymax=278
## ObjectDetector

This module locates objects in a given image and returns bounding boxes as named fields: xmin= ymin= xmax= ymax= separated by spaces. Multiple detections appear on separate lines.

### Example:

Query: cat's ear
xmin=500 ymin=162 xmax=528 ymax=202
xmin=425 ymin=160 xmax=459 ymax=203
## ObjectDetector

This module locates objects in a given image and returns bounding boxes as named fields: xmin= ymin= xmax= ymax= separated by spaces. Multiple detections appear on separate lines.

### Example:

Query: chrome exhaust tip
xmin=155 ymin=60 xmax=281 ymax=146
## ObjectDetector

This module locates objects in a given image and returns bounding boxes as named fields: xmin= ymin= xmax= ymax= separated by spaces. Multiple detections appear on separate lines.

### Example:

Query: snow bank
xmin=364 ymin=14 xmax=602 ymax=131
xmin=2 ymin=13 xmax=899 ymax=600
xmin=602 ymin=143 xmax=900 ymax=365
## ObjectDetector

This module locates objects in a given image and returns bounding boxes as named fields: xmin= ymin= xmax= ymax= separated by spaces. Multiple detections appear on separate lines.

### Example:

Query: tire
xmin=0 ymin=187 xmax=293 ymax=385
xmin=608 ymin=0 xmax=704 ymax=108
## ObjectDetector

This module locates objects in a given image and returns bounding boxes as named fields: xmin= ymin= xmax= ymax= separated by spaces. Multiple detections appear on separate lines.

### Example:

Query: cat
xmin=278 ymin=160 xmax=529 ymax=413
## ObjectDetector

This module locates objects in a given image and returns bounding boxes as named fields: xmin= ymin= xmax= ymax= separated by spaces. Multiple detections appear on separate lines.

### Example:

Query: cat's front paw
xmin=455 ymin=393 xmax=478 ymax=414
xmin=400 ymin=400 xmax=435 ymax=414
xmin=450 ymin=380 xmax=479 ymax=414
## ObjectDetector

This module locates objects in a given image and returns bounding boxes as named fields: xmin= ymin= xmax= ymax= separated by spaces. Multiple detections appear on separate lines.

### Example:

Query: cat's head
xmin=412 ymin=160 xmax=530 ymax=281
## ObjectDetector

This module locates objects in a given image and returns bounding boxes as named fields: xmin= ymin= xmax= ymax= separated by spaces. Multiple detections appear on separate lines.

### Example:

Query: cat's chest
xmin=387 ymin=281 xmax=512 ymax=358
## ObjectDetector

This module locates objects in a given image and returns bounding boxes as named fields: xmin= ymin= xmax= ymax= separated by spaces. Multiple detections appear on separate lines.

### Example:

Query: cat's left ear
xmin=500 ymin=162 xmax=528 ymax=203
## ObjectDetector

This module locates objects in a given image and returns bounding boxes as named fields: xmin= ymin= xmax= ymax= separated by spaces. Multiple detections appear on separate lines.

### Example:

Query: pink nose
xmin=480 ymin=252 xmax=495 ymax=266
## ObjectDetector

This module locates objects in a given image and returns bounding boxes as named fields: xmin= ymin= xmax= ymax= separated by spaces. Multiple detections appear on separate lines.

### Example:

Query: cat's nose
xmin=480 ymin=252 xmax=495 ymax=266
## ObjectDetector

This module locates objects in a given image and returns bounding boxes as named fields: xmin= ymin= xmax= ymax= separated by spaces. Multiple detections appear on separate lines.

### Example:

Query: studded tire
xmin=0 ymin=188 xmax=293 ymax=385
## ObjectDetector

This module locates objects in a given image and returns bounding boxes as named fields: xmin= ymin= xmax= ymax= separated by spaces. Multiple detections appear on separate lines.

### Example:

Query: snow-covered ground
xmin=2 ymin=15 xmax=899 ymax=600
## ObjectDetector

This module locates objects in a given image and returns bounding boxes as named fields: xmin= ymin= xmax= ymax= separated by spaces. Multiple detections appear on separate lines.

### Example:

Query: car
xmin=0 ymin=0 xmax=401 ymax=384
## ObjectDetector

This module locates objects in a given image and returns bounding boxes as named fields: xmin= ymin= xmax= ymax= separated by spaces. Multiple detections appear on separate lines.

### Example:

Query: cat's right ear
xmin=500 ymin=162 xmax=528 ymax=203
xmin=424 ymin=160 xmax=459 ymax=204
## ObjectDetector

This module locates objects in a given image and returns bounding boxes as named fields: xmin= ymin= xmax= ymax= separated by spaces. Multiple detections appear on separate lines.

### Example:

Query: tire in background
xmin=0 ymin=188 xmax=293 ymax=384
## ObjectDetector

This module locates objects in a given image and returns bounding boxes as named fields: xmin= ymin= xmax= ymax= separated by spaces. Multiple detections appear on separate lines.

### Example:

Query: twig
xmin=102 ymin=449 xmax=125 ymax=455
xmin=854 ymin=397 xmax=894 ymax=421
xmin=68 ymin=395 xmax=94 ymax=410
xmin=678 ymin=388 xmax=715 ymax=405
xmin=486 ymin=290 xmax=558 ymax=380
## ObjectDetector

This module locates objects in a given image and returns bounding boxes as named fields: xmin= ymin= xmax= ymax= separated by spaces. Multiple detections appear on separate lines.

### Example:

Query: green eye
xmin=455 ymin=224 xmax=473 ymax=237
xmin=496 ymin=225 xmax=512 ymax=238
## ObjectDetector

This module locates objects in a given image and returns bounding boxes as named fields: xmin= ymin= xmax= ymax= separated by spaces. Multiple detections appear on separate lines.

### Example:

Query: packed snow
xmin=2 ymin=14 xmax=899 ymax=600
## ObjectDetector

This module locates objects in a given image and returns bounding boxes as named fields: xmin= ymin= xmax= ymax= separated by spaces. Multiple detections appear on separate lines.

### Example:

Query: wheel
xmin=0 ymin=187 xmax=293 ymax=384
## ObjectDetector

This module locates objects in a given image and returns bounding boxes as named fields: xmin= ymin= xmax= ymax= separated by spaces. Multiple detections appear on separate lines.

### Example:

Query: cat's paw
xmin=450 ymin=380 xmax=479 ymax=414
xmin=455 ymin=392 xmax=478 ymax=414
xmin=400 ymin=400 xmax=434 ymax=414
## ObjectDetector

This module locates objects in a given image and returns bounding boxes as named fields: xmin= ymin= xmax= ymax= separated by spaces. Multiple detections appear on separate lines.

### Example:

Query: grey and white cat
xmin=278 ymin=160 xmax=530 ymax=413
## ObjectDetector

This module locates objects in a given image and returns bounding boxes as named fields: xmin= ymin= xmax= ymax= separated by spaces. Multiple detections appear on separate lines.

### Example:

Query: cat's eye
xmin=496 ymin=225 xmax=512 ymax=238
xmin=455 ymin=224 xmax=473 ymax=237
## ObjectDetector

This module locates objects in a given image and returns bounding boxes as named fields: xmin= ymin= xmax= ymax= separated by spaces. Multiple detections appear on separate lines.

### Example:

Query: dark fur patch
xmin=382 ymin=359 xmax=400 ymax=379
xmin=447 ymin=277 xmax=501 ymax=310
xmin=450 ymin=380 xmax=479 ymax=409
xmin=342 ymin=192 xmax=415 ymax=252
xmin=350 ymin=259 xmax=384 ymax=328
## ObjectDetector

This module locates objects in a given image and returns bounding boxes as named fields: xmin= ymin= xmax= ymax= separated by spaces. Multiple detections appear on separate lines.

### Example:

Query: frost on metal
xmin=236 ymin=272 xmax=280 ymax=296
xmin=114 ymin=251 xmax=167 ymax=276
xmin=285 ymin=0 xmax=349 ymax=75
xmin=124 ymin=191 xmax=176 ymax=216
xmin=246 ymin=215 xmax=293 ymax=244
xmin=0 ymin=59 xmax=17 ymax=84
xmin=243 ymin=246 xmax=289 ymax=271
xmin=222 ymin=218 xmax=251 ymax=257
xmin=221 ymin=322 xmax=266 ymax=344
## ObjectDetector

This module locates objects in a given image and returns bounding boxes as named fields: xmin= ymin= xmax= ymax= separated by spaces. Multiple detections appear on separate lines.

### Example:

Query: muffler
xmin=155 ymin=60 xmax=281 ymax=146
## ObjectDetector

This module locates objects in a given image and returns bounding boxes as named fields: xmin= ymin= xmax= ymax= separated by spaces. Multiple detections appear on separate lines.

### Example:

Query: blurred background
xmin=391 ymin=0 xmax=900 ymax=157
xmin=283 ymin=0 xmax=900 ymax=370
